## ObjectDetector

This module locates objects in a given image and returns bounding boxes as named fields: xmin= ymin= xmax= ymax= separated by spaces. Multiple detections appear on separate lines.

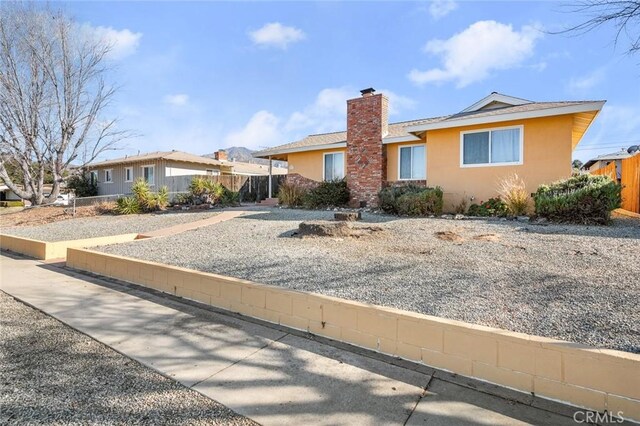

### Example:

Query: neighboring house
xmin=581 ymin=149 xmax=638 ymax=180
xmin=209 ymin=150 xmax=288 ymax=176
xmin=254 ymin=89 xmax=605 ymax=209
xmin=0 ymin=184 xmax=22 ymax=202
xmin=88 ymin=150 xmax=286 ymax=196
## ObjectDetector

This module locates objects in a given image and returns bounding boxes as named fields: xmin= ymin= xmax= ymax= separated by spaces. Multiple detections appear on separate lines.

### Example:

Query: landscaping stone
xmin=97 ymin=207 xmax=640 ymax=353
xmin=296 ymin=221 xmax=384 ymax=238
xmin=334 ymin=211 xmax=361 ymax=221
xmin=454 ymin=214 xmax=465 ymax=220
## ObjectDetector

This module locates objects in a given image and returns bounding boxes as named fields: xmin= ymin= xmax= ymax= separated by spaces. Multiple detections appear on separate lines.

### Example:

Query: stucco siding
xmin=287 ymin=148 xmax=346 ymax=182
xmin=422 ymin=115 xmax=573 ymax=209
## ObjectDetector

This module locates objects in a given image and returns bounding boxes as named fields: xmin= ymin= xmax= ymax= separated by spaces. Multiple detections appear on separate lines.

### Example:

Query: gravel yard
xmin=1 ymin=211 xmax=219 ymax=241
xmin=96 ymin=208 xmax=640 ymax=353
xmin=0 ymin=291 xmax=255 ymax=426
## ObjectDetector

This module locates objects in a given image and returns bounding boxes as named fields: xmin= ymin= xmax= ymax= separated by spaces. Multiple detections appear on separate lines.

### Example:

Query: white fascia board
xmin=405 ymin=102 xmax=606 ymax=134
xmin=382 ymin=134 xmax=422 ymax=144
xmin=253 ymin=142 xmax=347 ymax=158
xmin=461 ymin=93 xmax=531 ymax=113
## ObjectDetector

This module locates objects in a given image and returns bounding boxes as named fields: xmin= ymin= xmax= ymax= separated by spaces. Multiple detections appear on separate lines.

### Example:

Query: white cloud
xmin=83 ymin=24 xmax=142 ymax=60
xmin=568 ymin=68 xmax=605 ymax=93
xmin=249 ymin=22 xmax=306 ymax=49
xmin=429 ymin=0 xmax=458 ymax=19
xmin=223 ymin=110 xmax=282 ymax=150
xmin=409 ymin=21 xmax=542 ymax=88
xmin=163 ymin=94 xmax=190 ymax=107
xmin=285 ymin=87 xmax=415 ymax=135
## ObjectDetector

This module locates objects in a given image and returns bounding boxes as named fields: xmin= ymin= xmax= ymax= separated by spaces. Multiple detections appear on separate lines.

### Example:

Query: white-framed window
xmin=399 ymin=144 xmax=426 ymax=180
xmin=460 ymin=125 xmax=523 ymax=167
xmin=206 ymin=169 xmax=220 ymax=176
xmin=142 ymin=165 xmax=155 ymax=185
xmin=323 ymin=152 xmax=345 ymax=181
xmin=104 ymin=169 xmax=113 ymax=183
xmin=124 ymin=167 xmax=133 ymax=182
xmin=90 ymin=171 xmax=98 ymax=185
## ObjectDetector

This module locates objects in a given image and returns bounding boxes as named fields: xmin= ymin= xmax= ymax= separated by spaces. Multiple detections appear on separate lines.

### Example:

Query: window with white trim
xmin=461 ymin=126 xmax=522 ymax=166
xmin=105 ymin=169 xmax=113 ymax=183
xmin=142 ymin=165 xmax=155 ymax=185
xmin=206 ymin=169 xmax=220 ymax=176
xmin=323 ymin=152 xmax=344 ymax=181
xmin=399 ymin=145 xmax=426 ymax=180
xmin=125 ymin=167 xmax=133 ymax=182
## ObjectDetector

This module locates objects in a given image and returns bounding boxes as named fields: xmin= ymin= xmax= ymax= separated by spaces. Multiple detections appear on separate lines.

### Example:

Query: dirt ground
xmin=0 ymin=205 xmax=108 ymax=228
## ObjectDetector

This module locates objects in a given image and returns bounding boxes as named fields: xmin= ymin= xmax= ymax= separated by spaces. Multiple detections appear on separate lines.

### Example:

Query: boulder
xmin=296 ymin=221 xmax=384 ymax=238
xmin=334 ymin=212 xmax=361 ymax=221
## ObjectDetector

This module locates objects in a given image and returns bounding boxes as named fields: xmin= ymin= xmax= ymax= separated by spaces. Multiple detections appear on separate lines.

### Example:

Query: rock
xmin=296 ymin=221 xmax=384 ymax=238
xmin=441 ymin=214 xmax=454 ymax=220
xmin=517 ymin=216 xmax=530 ymax=222
xmin=454 ymin=214 xmax=465 ymax=220
xmin=334 ymin=212 xmax=361 ymax=221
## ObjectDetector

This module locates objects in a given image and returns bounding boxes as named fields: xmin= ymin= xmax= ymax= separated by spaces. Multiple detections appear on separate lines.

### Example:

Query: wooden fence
xmin=620 ymin=155 xmax=640 ymax=213
xmin=591 ymin=156 xmax=640 ymax=213
xmin=163 ymin=174 xmax=285 ymax=202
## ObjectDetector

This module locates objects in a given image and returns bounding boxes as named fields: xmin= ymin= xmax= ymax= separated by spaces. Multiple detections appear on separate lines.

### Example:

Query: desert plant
xmin=188 ymin=177 xmax=226 ymax=204
xmin=116 ymin=179 xmax=168 ymax=214
xmin=453 ymin=199 xmax=468 ymax=214
xmin=93 ymin=201 xmax=116 ymax=214
xmin=497 ymin=174 xmax=530 ymax=216
xmin=379 ymin=184 xmax=443 ymax=216
xmin=533 ymin=174 xmax=621 ymax=225
xmin=467 ymin=198 xmax=509 ymax=217
xmin=115 ymin=196 xmax=141 ymax=215
xmin=278 ymin=182 xmax=307 ymax=207
xmin=303 ymin=179 xmax=350 ymax=208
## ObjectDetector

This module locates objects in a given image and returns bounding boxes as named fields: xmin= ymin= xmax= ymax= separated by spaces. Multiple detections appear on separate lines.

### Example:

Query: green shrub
xmin=533 ymin=174 xmax=621 ymax=225
xmin=0 ymin=200 xmax=24 ymax=207
xmin=467 ymin=198 xmax=508 ymax=217
xmin=116 ymin=179 xmax=168 ymax=214
xmin=187 ymin=177 xmax=231 ymax=205
xmin=278 ymin=182 xmax=307 ymax=207
xmin=66 ymin=174 xmax=97 ymax=197
xmin=379 ymin=185 xmax=443 ymax=216
xmin=303 ymin=179 xmax=350 ymax=209
xmin=221 ymin=187 xmax=240 ymax=206
xmin=115 ymin=196 xmax=141 ymax=215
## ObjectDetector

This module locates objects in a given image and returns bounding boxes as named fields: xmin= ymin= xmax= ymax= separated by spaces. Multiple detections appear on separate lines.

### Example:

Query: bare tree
xmin=558 ymin=1 xmax=640 ymax=55
xmin=0 ymin=2 xmax=127 ymax=204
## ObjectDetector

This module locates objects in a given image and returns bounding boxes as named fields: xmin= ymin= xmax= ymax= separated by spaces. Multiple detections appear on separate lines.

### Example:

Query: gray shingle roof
xmin=254 ymin=100 xmax=600 ymax=157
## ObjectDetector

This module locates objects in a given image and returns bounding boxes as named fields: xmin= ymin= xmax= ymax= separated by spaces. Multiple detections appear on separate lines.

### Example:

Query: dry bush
xmin=93 ymin=201 xmax=116 ymax=215
xmin=497 ymin=174 xmax=530 ymax=216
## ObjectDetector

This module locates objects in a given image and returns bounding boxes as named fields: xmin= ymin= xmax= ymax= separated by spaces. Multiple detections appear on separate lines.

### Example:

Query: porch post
xmin=268 ymin=156 xmax=273 ymax=199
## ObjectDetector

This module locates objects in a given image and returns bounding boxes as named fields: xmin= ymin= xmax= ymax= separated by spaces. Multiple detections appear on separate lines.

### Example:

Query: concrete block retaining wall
xmin=66 ymin=248 xmax=640 ymax=422
xmin=1 ymin=234 xmax=140 ymax=260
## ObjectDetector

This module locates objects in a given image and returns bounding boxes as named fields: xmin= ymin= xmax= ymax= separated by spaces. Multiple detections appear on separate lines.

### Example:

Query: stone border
xmin=66 ymin=248 xmax=640 ymax=423
xmin=1 ymin=234 xmax=140 ymax=260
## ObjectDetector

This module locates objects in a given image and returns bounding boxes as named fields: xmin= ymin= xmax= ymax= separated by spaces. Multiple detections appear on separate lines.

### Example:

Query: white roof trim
xmin=382 ymin=134 xmax=422 ymax=144
xmin=406 ymin=101 xmax=605 ymax=133
xmin=254 ymin=141 xmax=347 ymax=158
xmin=461 ymin=93 xmax=531 ymax=113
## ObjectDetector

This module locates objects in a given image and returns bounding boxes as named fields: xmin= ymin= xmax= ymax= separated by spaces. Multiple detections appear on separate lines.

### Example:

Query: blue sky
xmin=66 ymin=1 xmax=640 ymax=163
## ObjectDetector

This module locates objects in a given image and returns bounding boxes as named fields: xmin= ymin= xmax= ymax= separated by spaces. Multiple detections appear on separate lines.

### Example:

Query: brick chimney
xmin=214 ymin=150 xmax=227 ymax=161
xmin=346 ymin=88 xmax=388 ymax=207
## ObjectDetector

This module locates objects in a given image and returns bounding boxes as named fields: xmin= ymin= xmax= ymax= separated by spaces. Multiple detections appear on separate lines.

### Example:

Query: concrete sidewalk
xmin=0 ymin=253 xmax=576 ymax=425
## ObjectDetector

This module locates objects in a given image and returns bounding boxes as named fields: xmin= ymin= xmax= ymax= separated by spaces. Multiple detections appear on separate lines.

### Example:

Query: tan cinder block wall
xmin=1 ymin=233 xmax=139 ymax=260
xmin=287 ymin=148 xmax=346 ymax=181
xmin=67 ymin=248 xmax=640 ymax=422
xmin=1 ymin=234 xmax=47 ymax=259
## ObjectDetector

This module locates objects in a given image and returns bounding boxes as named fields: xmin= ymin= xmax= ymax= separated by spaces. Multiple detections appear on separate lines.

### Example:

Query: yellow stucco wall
xmin=284 ymin=115 xmax=575 ymax=211
xmin=287 ymin=148 xmax=346 ymax=181
xmin=421 ymin=115 xmax=574 ymax=210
